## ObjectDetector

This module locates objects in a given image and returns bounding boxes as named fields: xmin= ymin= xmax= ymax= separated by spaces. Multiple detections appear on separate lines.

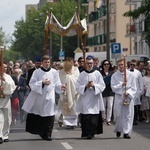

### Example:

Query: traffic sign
xmin=111 ymin=43 xmax=121 ymax=59
xmin=59 ymin=50 xmax=65 ymax=60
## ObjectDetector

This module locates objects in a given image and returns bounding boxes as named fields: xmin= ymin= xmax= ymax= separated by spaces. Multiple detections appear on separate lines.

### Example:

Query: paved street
xmin=1 ymin=121 xmax=150 ymax=150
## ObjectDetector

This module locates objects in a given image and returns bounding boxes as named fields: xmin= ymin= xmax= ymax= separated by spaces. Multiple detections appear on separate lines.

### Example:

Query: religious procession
xmin=0 ymin=48 xmax=150 ymax=144
xmin=0 ymin=0 xmax=150 ymax=147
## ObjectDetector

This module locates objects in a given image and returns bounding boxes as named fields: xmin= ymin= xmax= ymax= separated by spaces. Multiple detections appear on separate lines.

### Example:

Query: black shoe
xmin=87 ymin=135 xmax=92 ymax=139
xmin=69 ymin=126 xmax=75 ymax=129
xmin=0 ymin=138 xmax=3 ymax=144
xmin=123 ymin=134 xmax=131 ymax=139
xmin=45 ymin=136 xmax=52 ymax=141
xmin=40 ymin=134 xmax=52 ymax=141
xmin=133 ymin=122 xmax=138 ymax=125
xmin=4 ymin=139 xmax=9 ymax=142
xmin=42 ymin=136 xmax=52 ymax=141
xmin=116 ymin=132 xmax=121 ymax=137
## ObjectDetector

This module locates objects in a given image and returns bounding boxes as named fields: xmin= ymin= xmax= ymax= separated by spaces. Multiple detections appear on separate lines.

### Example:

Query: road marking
xmin=61 ymin=142 xmax=73 ymax=149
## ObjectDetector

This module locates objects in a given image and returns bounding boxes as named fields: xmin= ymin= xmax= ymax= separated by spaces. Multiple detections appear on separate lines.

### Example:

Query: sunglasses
xmin=130 ymin=64 xmax=136 ymax=67
xmin=86 ymin=62 xmax=93 ymax=65
xmin=104 ymin=63 xmax=109 ymax=66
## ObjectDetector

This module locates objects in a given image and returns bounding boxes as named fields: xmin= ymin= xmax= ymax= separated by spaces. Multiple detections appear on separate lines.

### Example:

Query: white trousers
xmin=102 ymin=96 xmax=114 ymax=122
xmin=0 ymin=101 xmax=12 ymax=140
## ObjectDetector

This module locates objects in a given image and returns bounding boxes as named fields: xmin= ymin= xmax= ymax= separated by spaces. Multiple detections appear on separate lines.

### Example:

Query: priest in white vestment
xmin=58 ymin=60 xmax=79 ymax=128
xmin=22 ymin=55 xmax=66 ymax=141
xmin=111 ymin=58 xmax=137 ymax=139
xmin=0 ymin=63 xmax=16 ymax=144
xmin=76 ymin=55 xmax=105 ymax=139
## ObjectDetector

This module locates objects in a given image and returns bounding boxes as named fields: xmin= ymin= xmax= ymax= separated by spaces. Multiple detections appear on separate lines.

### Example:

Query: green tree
xmin=0 ymin=27 xmax=5 ymax=46
xmin=4 ymin=49 xmax=19 ymax=62
xmin=12 ymin=0 xmax=85 ymax=61
xmin=123 ymin=0 xmax=150 ymax=47
xmin=0 ymin=27 xmax=11 ymax=48
xmin=12 ymin=8 xmax=45 ymax=61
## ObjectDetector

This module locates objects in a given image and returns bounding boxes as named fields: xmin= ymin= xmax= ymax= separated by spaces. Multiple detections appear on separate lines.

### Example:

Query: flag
xmin=96 ymin=0 xmax=102 ymax=9
xmin=81 ymin=18 xmax=87 ymax=35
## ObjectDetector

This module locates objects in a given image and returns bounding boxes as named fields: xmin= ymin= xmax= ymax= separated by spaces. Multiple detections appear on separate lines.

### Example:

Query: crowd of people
xmin=0 ymin=54 xmax=150 ymax=144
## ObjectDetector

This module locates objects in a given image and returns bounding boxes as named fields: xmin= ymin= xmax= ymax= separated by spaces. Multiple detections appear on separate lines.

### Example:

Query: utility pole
xmin=77 ymin=0 xmax=80 ymax=48
xmin=50 ymin=31 xmax=52 ymax=59
xmin=50 ymin=8 xmax=53 ymax=60
xmin=106 ymin=0 xmax=110 ymax=60
xmin=60 ymin=0 xmax=63 ymax=52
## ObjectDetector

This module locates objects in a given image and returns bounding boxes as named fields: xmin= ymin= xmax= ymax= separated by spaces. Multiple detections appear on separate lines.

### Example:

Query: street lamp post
xmin=106 ymin=0 xmax=110 ymax=61
xmin=60 ymin=1 xmax=63 ymax=52
xmin=77 ymin=0 xmax=80 ymax=48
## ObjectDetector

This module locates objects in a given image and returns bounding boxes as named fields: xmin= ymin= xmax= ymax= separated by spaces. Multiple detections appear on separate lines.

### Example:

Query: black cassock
xmin=80 ymin=111 xmax=103 ymax=138
xmin=26 ymin=113 xmax=54 ymax=139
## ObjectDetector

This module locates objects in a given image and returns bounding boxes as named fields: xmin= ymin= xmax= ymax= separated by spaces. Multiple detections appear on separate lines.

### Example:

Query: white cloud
xmin=0 ymin=0 xmax=39 ymax=36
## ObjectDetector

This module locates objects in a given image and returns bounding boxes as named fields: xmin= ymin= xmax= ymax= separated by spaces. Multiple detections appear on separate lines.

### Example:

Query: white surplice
xmin=22 ymin=68 xmax=62 ymax=117
xmin=111 ymin=69 xmax=137 ymax=134
xmin=0 ymin=73 xmax=16 ymax=140
xmin=76 ymin=70 xmax=105 ymax=114
xmin=129 ymin=69 xmax=144 ymax=105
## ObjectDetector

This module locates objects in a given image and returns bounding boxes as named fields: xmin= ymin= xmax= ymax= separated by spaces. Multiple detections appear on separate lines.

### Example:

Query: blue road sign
xmin=59 ymin=51 xmax=65 ymax=60
xmin=111 ymin=43 xmax=121 ymax=59
xmin=111 ymin=43 xmax=121 ymax=54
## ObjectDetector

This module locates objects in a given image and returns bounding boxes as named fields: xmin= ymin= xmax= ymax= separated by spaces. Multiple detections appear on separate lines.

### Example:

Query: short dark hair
xmin=78 ymin=56 xmax=83 ymax=62
xmin=41 ymin=55 xmax=50 ymax=61
xmin=130 ymin=59 xmax=137 ymax=64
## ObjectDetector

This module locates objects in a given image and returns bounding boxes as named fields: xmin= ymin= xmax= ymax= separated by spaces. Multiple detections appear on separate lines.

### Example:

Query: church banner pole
xmin=76 ymin=7 xmax=86 ymax=68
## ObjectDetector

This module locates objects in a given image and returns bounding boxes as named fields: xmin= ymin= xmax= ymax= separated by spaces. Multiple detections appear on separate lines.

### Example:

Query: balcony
xmin=87 ymin=32 xmax=117 ymax=46
xmin=87 ymin=34 xmax=107 ymax=46
xmin=88 ymin=11 xmax=99 ymax=23
xmin=88 ymin=6 xmax=106 ymax=23
xmin=125 ymin=20 xmax=148 ymax=37
xmin=125 ymin=0 xmax=142 ymax=5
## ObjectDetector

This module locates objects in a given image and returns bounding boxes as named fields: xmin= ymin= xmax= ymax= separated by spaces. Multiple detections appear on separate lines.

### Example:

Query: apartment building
xmin=38 ymin=0 xmax=57 ymax=9
xmin=82 ymin=0 xmax=150 ymax=57
xmin=125 ymin=0 xmax=150 ymax=56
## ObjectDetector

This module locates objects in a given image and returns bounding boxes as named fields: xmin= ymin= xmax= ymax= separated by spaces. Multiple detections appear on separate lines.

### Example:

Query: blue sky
xmin=0 ymin=0 xmax=39 ymax=37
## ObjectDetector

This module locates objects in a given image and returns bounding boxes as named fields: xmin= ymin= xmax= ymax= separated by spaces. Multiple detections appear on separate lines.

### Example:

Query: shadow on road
xmin=132 ymin=122 xmax=150 ymax=139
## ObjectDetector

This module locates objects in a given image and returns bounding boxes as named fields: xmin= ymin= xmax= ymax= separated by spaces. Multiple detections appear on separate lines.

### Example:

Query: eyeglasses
xmin=130 ymin=64 xmax=136 ymax=67
xmin=104 ymin=63 xmax=109 ymax=66
xmin=86 ymin=62 xmax=93 ymax=65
